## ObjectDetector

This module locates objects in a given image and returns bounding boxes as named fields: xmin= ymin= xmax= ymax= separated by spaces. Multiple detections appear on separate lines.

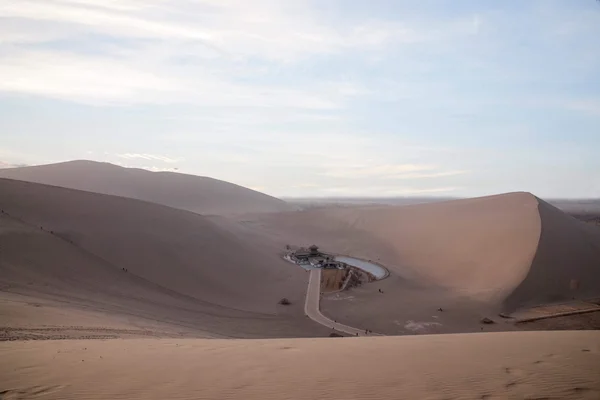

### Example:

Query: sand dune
xmin=258 ymin=192 xmax=600 ymax=333
xmin=2 ymin=171 xmax=599 ymax=340
xmin=504 ymin=199 xmax=600 ymax=310
xmin=2 ymin=331 xmax=599 ymax=399
xmin=2 ymin=171 xmax=599 ymax=399
xmin=0 ymin=160 xmax=294 ymax=216
xmin=0 ymin=178 xmax=325 ymax=339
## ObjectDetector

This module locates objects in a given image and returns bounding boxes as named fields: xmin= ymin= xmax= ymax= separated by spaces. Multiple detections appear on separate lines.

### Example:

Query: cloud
xmin=564 ymin=99 xmax=600 ymax=116
xmin=0 ymin=48 xmax=345 ymax=108
xmin=0 ymin=147 xmax=39 ymax=167
xmin=140 ymin=166 xmax=179 ymax=172
xmin=321 ymin=164 xmax=436 ymax=179
xmin=116 ymin=153 xmax=181 ymax=163
xmin=0 ymin=51 xmax=176 ymax=104
xmin=111 ymin=160 xmax=179 ymax=172
xmin=0 ymin=161 xmax=29 ymax=169
xmin=0 ymin=0 xmax=425 ymax=61
xmin=291 ymin=183 xmax=322 ymax=189
xmin=3 ymin=1 xmax=598 ymax=199
xmin=392 ymin=170 xmax=469 ymax=179
xmin=248 ymin=186 xmax=267 ymax=192
xmin=0 ymin=0 xmax=432 ymax=107
xmin=319 ymin=186 xmax=460 ymax=197
xmin=321 ymin=163 xmax=468 ymax=180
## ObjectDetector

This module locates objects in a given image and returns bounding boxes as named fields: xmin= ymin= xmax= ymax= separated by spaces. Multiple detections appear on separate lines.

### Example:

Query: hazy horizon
xmin=1 ymin=0 xmax=599 ymax=198
xmin=3 ymin=159 xmax=600 ymax=203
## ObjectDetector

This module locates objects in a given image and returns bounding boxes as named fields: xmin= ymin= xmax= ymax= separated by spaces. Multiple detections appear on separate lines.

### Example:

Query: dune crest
xmin=259 ymin=192 xmax=600 ymax=316
xmin=0 ymin=160 xmax=294 ymax=216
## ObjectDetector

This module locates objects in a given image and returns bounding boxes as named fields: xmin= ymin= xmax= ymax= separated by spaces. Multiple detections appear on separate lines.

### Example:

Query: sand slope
xmin=261 ymin=193 xmax=542 ymax=303
xmin=1 ymin=331 xmax=599 ymax=399
xmin=2 ymin=175 xmax=598 ymax=338
xmin=258 ymin=192 xmax=600 ymax=333
xmin=0 ymin=178 xmax=324 ymax=338
xmin=504 ymin=198 xmax=600 ymax=310
xmin=0 ymin=160 xmax=294 ymax=216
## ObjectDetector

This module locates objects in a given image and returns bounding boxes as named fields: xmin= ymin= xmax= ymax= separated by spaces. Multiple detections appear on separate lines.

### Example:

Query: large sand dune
xmin=2 ymin=173 xmax=599 ymax=399
xmin=0 ymin=178 xmax=325 ymax=339
xmin=0 ymin=160 xmax=294 ymax=216
xmin=504 ymin=199 xmax=600 ymax=310
xmin=2 ymin=171 xmax=599 ymax=339
xmin=258 ymin=192 xmax=600 ymax=333
xmin=2 ymin=331 xmax=599 ymax=399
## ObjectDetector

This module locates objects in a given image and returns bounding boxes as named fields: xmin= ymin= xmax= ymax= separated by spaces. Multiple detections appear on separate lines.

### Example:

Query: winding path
xmin=304 ymin=269 xmax=377 ymax=336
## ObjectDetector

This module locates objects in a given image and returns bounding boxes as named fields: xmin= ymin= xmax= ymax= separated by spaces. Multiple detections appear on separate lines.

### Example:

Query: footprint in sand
xmin=572 ymin=387 xmax=592 ymax=394
xmin=504 ymin=366 xmax=528 ymax=379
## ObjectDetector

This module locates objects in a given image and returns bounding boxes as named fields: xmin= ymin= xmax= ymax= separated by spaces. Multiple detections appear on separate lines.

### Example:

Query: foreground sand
xmin=1 ymin=331 xmax=599 ymax=399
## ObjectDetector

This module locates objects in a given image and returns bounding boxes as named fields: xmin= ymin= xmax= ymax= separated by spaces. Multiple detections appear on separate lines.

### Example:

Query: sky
xmin=1 ymin=0 xmax=599 ymax=198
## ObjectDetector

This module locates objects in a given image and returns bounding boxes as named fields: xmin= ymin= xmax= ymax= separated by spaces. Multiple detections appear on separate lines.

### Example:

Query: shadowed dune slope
xmin=260 ymin=192 xmax=600 ymax=311
xmin=0 ymin=214 xmax=324 ymax=339
xmin=0 ymin=160 xmax=294 ymax=216
xmin=504 ymin=198 xmax=600 ymax=310
xmin=0 ymin=178 xmax=324 ymax=338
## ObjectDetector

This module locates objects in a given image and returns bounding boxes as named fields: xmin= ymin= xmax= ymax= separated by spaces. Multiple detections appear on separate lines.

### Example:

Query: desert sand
xmin=0 ymin=178 xmax=325 ymax=339
xmin=2 ymin=172 xmax=600 ymax=338
xmin=2 ymin=174 xmax=600 ymax=337
xmin=257 ymin=192 xmax=600 ymax=334
xmin=0 ymin=161 xmax=294 ymax=216
xmin=2 ymin=163 xmax=600 ymax=399
xmin=2 ymin=332 xmax=599 ymax=399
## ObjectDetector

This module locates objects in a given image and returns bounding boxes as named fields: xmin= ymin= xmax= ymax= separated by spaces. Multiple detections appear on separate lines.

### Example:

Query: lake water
xmin=333 ymin=256 xmax=387 ymax=279
xmin=284 ymin=254 xmax=387 ymax=278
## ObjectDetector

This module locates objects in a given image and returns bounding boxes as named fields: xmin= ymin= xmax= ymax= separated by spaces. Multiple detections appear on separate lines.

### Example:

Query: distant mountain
xmin=0 ymin=160 xmax=294 ymax=216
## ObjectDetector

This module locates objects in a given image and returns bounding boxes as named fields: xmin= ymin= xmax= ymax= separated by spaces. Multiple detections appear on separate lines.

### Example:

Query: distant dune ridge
xmin=0 ymin=160 xmax=295 ymax=216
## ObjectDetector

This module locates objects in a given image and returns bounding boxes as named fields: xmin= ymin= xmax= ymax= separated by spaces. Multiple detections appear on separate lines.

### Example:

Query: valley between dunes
xmin=1 ymin=161 xmax=599 ymax=399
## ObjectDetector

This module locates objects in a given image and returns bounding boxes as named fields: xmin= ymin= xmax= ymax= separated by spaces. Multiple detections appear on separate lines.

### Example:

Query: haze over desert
xmin=2 ymin=0 xmax=600 ymax=398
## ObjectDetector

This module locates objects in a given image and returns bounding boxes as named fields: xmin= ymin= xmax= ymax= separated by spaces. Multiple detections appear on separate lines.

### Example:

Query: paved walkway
xmin=511 ymin=300 xmax=600 ymax=323
xmin=304 ymin=269 xmax=377 ymax=337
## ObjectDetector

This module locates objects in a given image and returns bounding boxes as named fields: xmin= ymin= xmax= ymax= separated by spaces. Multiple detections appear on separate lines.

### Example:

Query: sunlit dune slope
xmin=261 ymin=192 xmax=600 ymax=311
